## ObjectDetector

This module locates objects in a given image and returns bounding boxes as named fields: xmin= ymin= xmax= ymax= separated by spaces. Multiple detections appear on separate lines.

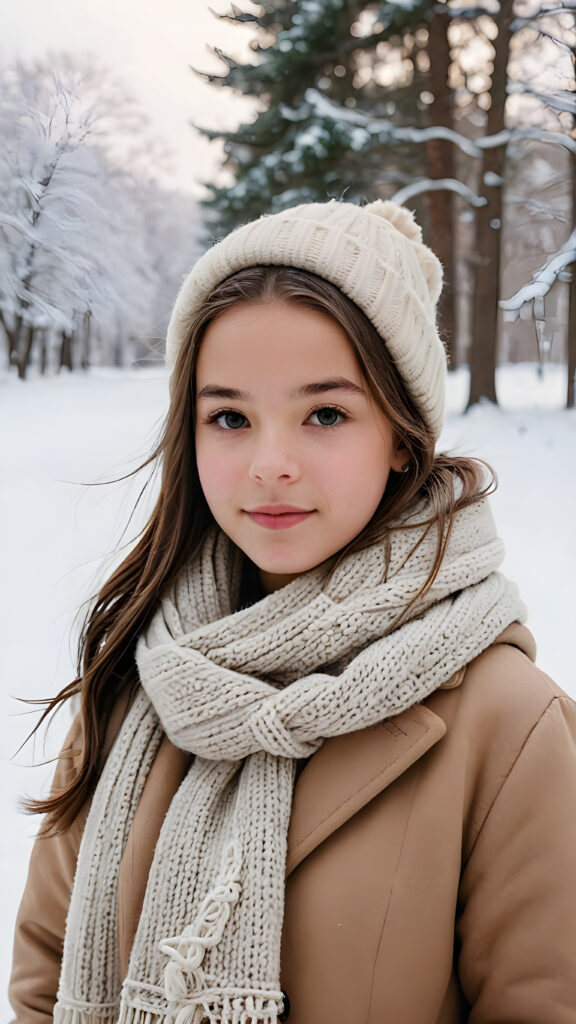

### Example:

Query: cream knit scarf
xmin=54 ymin=496 xmax=524 ymax=1024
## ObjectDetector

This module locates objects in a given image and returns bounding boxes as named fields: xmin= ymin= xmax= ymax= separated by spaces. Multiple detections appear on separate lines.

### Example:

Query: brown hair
xmin=26 ymin=266 xmax=493 ymax=833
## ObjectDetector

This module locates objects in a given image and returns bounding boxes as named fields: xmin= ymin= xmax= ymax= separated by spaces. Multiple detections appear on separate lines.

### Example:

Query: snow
xmin=0 ymin=60 xmax=202 ymax=376
xmin=2 ymin=362 xmax=576 ymax=1012
xmin=305 ymin=88 xmax=576 ymax=156
xmin=391 ymin=177 xmax=487 ymax=207
xmin=483 ymin=171 xmax=504 ymax=187
xmin=500 ymin=228 xmax=576 ymax=315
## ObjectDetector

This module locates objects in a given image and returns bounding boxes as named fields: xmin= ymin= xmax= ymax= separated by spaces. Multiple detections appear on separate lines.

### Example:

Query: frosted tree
xmin=134 ymin=181 xmax=203 ymax=363
xmin=499 ymin=25 xmax=576 ymax=408
xmin=0 ymin=56 xmax=158 ymax=378
xmin=463 ymin=2 xmax=575 ymax=406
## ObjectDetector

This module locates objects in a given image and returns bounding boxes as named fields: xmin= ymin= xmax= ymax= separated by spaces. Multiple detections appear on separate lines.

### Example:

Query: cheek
xmin=196 ymin=438 xmax=239 ymax=503
xmin=323 ymin=433 xmax=392 ymax=492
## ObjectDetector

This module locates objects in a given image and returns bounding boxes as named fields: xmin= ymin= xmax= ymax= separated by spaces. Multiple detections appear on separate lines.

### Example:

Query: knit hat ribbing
xmin=166 ymin=199 xmax=447 ymax=439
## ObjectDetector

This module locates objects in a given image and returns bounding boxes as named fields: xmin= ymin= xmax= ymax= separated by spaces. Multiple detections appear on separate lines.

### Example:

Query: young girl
xmin=10 ymin=200 xmax=576 ymax=1024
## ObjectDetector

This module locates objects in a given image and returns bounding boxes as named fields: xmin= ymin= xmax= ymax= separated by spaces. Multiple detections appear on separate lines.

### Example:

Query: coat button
xmin=278 ymin=991 xmax=290 ymax=1021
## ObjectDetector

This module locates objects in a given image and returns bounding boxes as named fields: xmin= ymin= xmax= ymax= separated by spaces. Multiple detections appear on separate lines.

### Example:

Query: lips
xmin=247 ymin=504 xmax=312 ymax=515
xmin=245 ymin=505 xmax=315 ymax=530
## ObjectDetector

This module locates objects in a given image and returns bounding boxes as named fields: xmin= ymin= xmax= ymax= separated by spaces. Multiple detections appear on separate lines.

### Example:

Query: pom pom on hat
xmin=364 ymin=199 xmax=423 ymax=243
xmin=361 ymin=199 xmax=443 ymax=307
xmin=166 ymin=199 xmax=447 ymax=440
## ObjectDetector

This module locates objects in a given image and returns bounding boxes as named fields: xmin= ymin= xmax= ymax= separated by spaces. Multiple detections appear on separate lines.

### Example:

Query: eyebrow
xmin=197 ymin=377 xmax=366 ymax=400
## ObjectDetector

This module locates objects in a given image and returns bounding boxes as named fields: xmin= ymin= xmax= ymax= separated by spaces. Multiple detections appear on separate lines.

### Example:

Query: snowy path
xmin=1 ymin=363 xmax=575 ymax=1013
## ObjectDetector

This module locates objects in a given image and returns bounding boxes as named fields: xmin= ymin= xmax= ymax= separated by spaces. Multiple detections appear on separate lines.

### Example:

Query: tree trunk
xmin=59 ymin=330 xmax=73 ymax=371
xmin=568 ymin=269 xmax=576 ymax=408
xmin=39 ymin=329 xmax=48 ymax=375
xmin=467 ymin=0 xmax=514 ymax=408
xmin=567 ymin=176 xmax=576 ymax=407
xmin=426 ymin=5 xmax=457 ymax=369
xmin=81 ymin=311 xmax=91 ymax=370
xmin=11 ymin=312 xmax=25 ymax=369
xmin=113 ymin=333 xmax=123 ymax=367
xmin=0 ymin=309 xmax=17 ymax=367
xmin=567 ymin=80 xmax=576 ymax=408
xmin=16 ymin=323 xmax=36 ymax=380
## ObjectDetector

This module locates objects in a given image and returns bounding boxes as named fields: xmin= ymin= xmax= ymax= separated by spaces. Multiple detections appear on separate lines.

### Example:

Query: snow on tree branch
xmin=441 ymin=6 xmax=499 ymax=21
xmin=391 ymin=178 xmax=488 ymax=206
xmin=508 ymin=82 xmax=576 ymax=115
xmin=511 ymin=2 xmax=576 ymax=34
xmin=305 ymin=88 xmax=576 ymax=155
xmin=500 ymin=229 xmax=576 ymax=316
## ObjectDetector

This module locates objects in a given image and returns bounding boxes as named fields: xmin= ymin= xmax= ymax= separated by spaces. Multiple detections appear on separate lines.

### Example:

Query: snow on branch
xmin=510 ymin=23 xmax=576 ymax=55
xmin=305 ymin=89 xmax=576 ymax=155
xmin=511 ymin=2 xmax=576 ymax=33
xmin=499 ymin=229 xmax=576 ymax=317
xmin=305 ymin=89 xmax=483 ymax=156
xmin=441 ymin=6 xmax=499 ymax=21
xmin=391 ymin=178 xmax=488 ymax=206
xmin=512 ymin=125 xmax=576 ymax=154
xmin=508 ymin=82 xmax=576 ymax=115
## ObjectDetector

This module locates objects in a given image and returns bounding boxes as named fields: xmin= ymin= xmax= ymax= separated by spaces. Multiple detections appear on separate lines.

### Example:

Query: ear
xmin=390 ymin=434 xmax=411 ymax=474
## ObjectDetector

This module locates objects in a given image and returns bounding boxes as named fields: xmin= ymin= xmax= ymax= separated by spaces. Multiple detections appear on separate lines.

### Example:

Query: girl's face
xmin=195 ymin=300 xmax=408 ymax=592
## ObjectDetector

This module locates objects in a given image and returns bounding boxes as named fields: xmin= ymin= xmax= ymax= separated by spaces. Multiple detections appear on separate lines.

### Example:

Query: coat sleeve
xmin=8 ymin=715 xmax=88 ymax=1024
xmin=457 ymin=694 xmax=576 ymax=1022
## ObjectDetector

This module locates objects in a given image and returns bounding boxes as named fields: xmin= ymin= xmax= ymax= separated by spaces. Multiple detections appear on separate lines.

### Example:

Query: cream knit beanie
xmin=166 ymin=199 xmax=446 ymax=438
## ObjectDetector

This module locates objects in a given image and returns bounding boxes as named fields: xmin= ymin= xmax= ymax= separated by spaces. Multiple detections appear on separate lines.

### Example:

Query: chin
xmin=258 ymin=550 xmax=332 ymax=578
xmin=257 ymin=558 xmax=315 ymax=576
xmin=248 ymin=545 xmax=314 ymax=571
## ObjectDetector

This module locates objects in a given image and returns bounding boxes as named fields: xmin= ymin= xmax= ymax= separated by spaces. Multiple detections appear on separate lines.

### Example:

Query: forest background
xmin=1 ymin=0 xmax=575 ymax=407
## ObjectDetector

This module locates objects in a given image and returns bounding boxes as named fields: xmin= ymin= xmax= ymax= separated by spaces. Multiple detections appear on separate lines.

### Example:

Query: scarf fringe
xmin=117 ymin=1005 xmax=163 ymax=1024
xmin=168 ymin=991 xmax=285 ymax=1024
xmin=54 ymin=1003 xmax=120 ymax=1024
xmin=55 ymin=993 xmax=284 ymax=1024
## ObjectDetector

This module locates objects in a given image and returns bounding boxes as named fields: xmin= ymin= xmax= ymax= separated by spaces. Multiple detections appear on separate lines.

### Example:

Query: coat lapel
xmin=286 ymin=703 xmax=446 ymax=876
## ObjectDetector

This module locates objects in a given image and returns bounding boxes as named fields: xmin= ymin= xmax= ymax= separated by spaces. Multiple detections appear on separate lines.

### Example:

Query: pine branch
xmin=209 ymin=3 xmax=261 ymax=24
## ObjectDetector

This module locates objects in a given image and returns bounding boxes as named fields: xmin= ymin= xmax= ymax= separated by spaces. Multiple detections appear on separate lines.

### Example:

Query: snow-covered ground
xmin=1 ymin=362 xmax=575 ymax=1013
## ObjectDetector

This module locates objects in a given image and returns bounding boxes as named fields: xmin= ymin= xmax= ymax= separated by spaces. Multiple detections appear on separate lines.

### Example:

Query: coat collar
xmin=285 ymin=624 xmax=535 ymax=876
xmin=286 ymin=701 xmax=446 ymax=876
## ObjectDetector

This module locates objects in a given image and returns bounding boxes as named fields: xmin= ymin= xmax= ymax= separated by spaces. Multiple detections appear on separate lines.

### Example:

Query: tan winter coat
xmin=9 ymin=623 xmax=576 ymax=1023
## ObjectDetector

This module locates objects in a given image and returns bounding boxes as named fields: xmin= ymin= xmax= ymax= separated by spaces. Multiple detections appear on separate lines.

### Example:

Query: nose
xmin=248 ymin=430 xmax=301 ymax=483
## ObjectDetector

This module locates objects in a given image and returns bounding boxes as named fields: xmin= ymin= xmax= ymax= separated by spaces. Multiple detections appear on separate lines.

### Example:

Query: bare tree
xmin=0 ymin=56 xmax=162 ymax=378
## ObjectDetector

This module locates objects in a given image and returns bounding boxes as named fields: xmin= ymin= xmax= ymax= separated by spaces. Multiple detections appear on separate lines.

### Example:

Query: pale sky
xmin=1 ymin=0 xmax=260 ymax=195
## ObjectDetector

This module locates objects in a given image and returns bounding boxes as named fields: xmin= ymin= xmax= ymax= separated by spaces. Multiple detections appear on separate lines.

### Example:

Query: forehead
xmin=196 ymin=300 xmax=362 ymax=386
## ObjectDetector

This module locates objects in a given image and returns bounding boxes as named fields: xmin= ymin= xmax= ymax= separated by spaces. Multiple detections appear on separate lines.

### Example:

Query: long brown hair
xmin=26 ymin=266 xmax=493 ymax=833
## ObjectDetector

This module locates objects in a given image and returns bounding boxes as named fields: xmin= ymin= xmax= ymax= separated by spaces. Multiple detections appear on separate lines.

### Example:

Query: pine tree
xmin=196 ymin=1 xmax=433 ymax=237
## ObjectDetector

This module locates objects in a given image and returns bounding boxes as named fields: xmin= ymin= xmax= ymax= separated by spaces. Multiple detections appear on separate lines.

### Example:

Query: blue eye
xmin=309 ymin=406 xmax=346 ymax=427
xmin=214 ymin=410 xmax=247 ymax=430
